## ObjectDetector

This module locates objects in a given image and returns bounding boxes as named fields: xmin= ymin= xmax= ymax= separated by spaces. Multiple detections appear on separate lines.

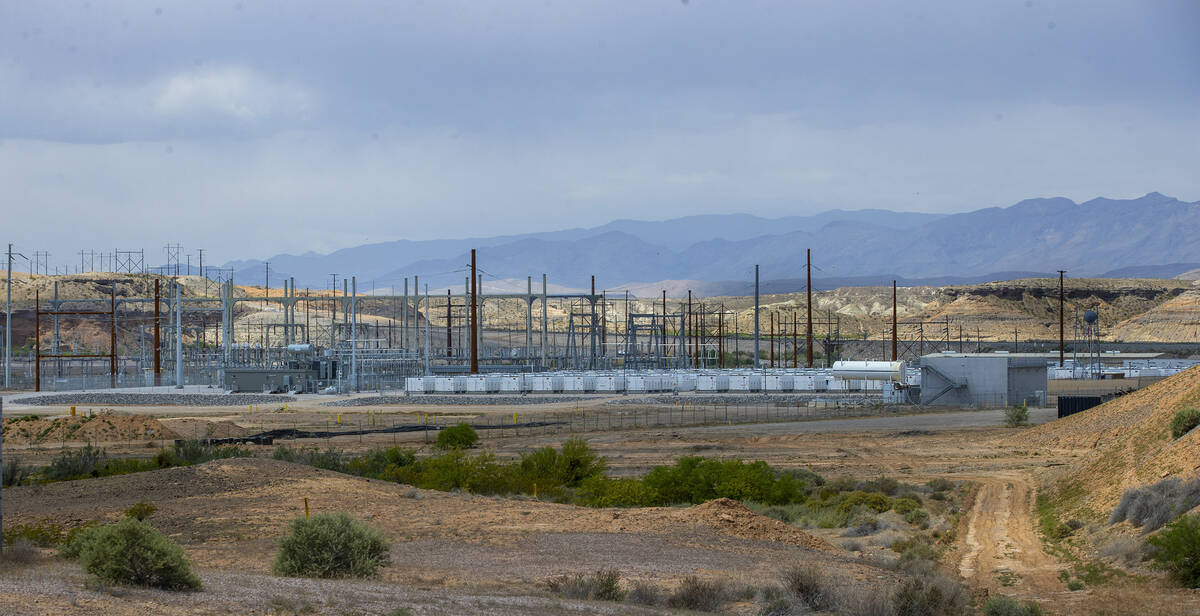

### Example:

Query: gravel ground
xmin=7 ymin=393 xmax=296 ymax=407
xmin=605 ymin=393 xmax=882 ymax=406
xmin=321 ymin=395 xmax=603 ymax=407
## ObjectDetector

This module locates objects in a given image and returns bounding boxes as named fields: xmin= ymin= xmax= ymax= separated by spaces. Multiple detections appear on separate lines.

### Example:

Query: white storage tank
xmin=831 ymin=361 xmax=906 ymax=382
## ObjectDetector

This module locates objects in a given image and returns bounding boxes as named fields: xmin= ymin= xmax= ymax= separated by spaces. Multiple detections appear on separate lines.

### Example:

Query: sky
xmin=1 ymin=0 xmax=1198 ymax=269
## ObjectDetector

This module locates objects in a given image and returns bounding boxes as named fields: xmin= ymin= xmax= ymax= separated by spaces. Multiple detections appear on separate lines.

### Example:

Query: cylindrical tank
xmin=286 ymin=343 xmax=313 ymax=353
xmin=831 ymin=360 xmax=906 ymax=382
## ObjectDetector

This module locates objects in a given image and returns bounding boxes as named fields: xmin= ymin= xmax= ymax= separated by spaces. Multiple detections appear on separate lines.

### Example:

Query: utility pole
xmin=174 ymin=282 xmax=183 ymax=389
xmin=264 ymin=262 xmax=270 ymax=309
xmin=198 ymin=249 xmax=205 ymax=296
xmin=4 ymin=244 xmax=13 ymax=389
xmin=1058 ymin=270 xmax=1066 ymax=367
xmin=351 ymin=277 xmax=357 ymax=391
xmin=753 ymin=264 xmax=760 ymax=369
xmin=469 ymin=249 xmax=479 ymax=374
xmin=891 ymin=280 xmax=898 ymax=361
xmin=424 ymin=284 xmax=431 ymax=375
xmin=806 ymin=248 xmax=814 ymax=368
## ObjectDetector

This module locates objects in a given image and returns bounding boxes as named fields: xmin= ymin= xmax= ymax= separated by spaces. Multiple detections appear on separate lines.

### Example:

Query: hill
xmin=221 ymin=192 xmax=1200 ymax=291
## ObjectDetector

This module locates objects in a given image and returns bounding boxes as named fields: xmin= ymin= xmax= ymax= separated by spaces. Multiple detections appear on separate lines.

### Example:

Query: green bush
xmin=1170 ymin=407 xmax=1200 ymax=439
xmin=435 ymin=422 xmax=479 ymax=450
xmin=893 ymin=535 xmax=939 ymax=563
xmin=4 ymin=519 xmax=68 ymax=548
xmin=273 ymin=513 xmax=391 ymax=579
xmin=1005 ymin=404 xmax=1029 ymax=428
xmin=982 ymin=595 xmax=1044 ymax=616
xmin=836 ymin=491 xmax=893 ymax=514
xmin=781 ymin=565 xmax=835 ymax=611
xmin=518 ymin=438 xmax=607 ymax=489
xmin=926 ymin=478 xmax=955 ymax=492
xmin=68 ymin=518 xmax=200 ymax=590
xmin=641 ymin=457 xmax=806 ymax=506
xmin=858 ymin=477 xmax=900 ymax=495
xmin=1147 ymin=513 xmax=1200 ymax=587
xmin=904 ymin=508 xmax=931 ymax=528
xmin=124 ymin=500 xmax=158 ymax=521
xmin=45 ymin=445 xmax=105 ymax=480
xmin=892 ymin=496 xmax=922 ymax=514
xmin=577 ymin=476 xmax=659 ymax=507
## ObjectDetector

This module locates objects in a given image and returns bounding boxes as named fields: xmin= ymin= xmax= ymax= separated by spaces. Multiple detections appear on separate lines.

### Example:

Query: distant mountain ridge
xmin=222 ymin=193 xmax=1200 ymax=295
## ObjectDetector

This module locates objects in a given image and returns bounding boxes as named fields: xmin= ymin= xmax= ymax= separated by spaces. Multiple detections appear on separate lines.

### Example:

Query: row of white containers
xmin=403 ymin=371 xmax=883 ymax=394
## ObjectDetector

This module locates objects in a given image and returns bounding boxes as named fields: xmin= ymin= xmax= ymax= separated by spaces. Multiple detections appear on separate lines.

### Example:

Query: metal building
xmin=918 ymin=352 xmax=1047 ymax=407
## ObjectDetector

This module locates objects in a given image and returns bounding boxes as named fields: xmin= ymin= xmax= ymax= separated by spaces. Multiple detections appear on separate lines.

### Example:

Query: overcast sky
xmin=2 ymin=0 xmax=1198 ymax=268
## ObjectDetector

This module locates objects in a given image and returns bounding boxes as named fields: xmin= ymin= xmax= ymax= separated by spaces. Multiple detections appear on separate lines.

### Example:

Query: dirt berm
xmin=1011 ymin=365 xmax=1200 ymax=516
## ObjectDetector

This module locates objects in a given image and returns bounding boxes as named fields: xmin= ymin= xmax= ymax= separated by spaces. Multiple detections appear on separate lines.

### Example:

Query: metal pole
xmin=753 ymin=264 xmax=760 ymax=369
xmin=351 ymin=277 xmax=358 ymax=391
xmin=470 ymin=249 xmax=479 ymax=374
xmin=110 ymin=285 xmax=117 ymax=388
xmin=806 ymin=248 xmax=814 ymax=368
xmin=526 ymin=276 xmax=533 ymax=361
xmin=541 ymin=274 xmax=548 ymax=367
xmin=1058 ymin=270 xmax=1066 ymax=367
xmin=175 ymin=282 xmax=182 ymax=388
xmin=34 ymin=290 xmax=40 ymax=391
xmin=424 ymin=285 xmax=431 ymax=375
xmin=4 ymin=244 xmax=11 ymax=388
xmin=154 ymin=279 xmax=161 ymax=385
xmin=891 ymin=280 xmax=898 ymax=361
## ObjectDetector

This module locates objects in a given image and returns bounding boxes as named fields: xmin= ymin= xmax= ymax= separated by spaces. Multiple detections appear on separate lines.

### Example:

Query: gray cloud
xmin=1 ymin=0 xmax=1197 ymax=267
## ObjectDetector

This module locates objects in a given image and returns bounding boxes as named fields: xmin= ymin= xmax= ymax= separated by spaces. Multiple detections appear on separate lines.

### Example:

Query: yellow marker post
xmin=304 ymin=497 xmax=310 ymax=519
xmin=69 ymin=406 xmax=76 ymax=417
xmin=513 ymin=412 xmax=518 ymax=424
xmin=337 ymin=412 xmax=342 ymax=425
xmin=533 ymin=483 xmax=537 ymax=499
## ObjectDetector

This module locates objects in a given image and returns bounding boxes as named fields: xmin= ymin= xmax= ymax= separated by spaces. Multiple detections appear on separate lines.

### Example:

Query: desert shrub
xmin=642 ymin=457 xmax=806 ymax=506
xmin=926 ymin=478 xmax=955 ymax=492
xmin=546 ymin=569 xmax=625 ymax=601
xmin=858 ymin=477 xmax=900 ymax=496
xmin=45 ymin=444 xmax=106 ymax=480
xmin=627 ymin=580 xmax=663 ymax=606
xmin=893 ymin=535 xmax=939 ymax=564
xmin=2 ymin=458 xmax=31 ymax=487
xmin=781 ymin=565 xmax=836 ymax=611
xmin=819 ymin=476 xmax=859 ymax=499
xmin=518 ymin=438 xmax=607 ymax=490
xmin=844 ymin=513 xmax=883 ymax=537
xmin=904 ymin=508 xmax=931 ymax=528
xmin=68 ymin=518 xmax=200 ymax=590
xmin=1147 ymin=513 xmax=1200 ymax=587
xmin=761 ymin=506 xmax=795 ymax=524
xmin=836 ymin=585 xmax=895 ymax=616
xmin=1066 ymin=579 xmax=1085 ymax=591
xmin=836 ymin=491 xmax=893 ymax=515
xmin=344 ymin=446 xmax=415 ymax=476
xmin=1004 ymin=404 xmax=1029 ymax=428
xmin=891 ymin=571 xmax=968 ymax=616
xmin=171 ymin=440 xmax=252 ymax=465
xmin=273 ymin=513 xmax=390 ymax=579
xmin=783 ymin=467 xmax=825 ymax=488
xmin=982 ymin=596 xmax=1044 ymax=616
xmin=666 ymin=576 xmax=727 ymax=612
xmin=892 ymin=496 xmax=922 ymax=514
xmin=0 ymin=541 xmax=39 ymax=567
xmin=124 ymin=500 xmax=158 ymax=521
xmin=434 ymin=422 xmax=478 ymax=450
xmin=1110 ymin=477 xmax=1200 ymax=532
xmin=577 ymin=476 xmax=658 ymax=507
xmin=1099 ymin=535 xmax=1148 ymax=566
xmin=1170 ymin=407 xmax=1200 ymax=439
xmin=3 ymin=519 xmax=68 ymax=548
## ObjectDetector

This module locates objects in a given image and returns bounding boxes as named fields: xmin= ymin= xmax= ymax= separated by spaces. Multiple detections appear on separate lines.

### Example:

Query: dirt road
xmin=958 ymin=476 xmax=1062 ymax=594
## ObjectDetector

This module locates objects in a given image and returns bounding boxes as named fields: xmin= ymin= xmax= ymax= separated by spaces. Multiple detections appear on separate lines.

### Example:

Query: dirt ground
xmin=3 ymin=392 xmax=1200 ymax=615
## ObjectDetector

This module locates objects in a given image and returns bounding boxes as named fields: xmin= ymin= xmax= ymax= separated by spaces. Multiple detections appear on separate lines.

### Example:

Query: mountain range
xmin=222 ymin=192 xmax=1200 ymax=296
